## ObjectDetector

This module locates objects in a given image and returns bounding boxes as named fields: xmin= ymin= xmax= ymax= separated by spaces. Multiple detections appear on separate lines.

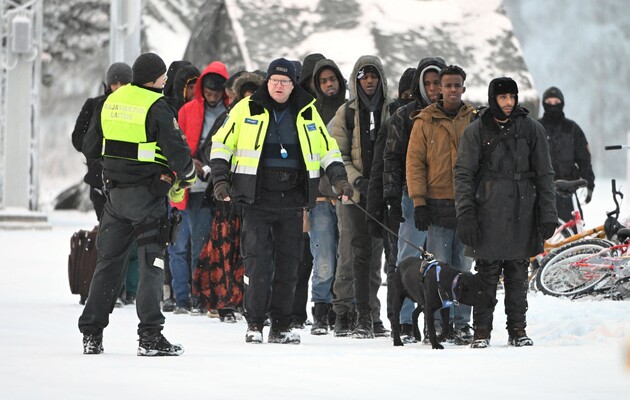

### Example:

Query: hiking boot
xmin=173 ymin=306 xmax=189 ymax=314
xmin=333 ymin=312 xmax=352 ymax=337
xmin=137 ymin=331 xmax=184 ymax=356
xmin=161 ymin=298 xmax=175 ymax=312
xmin=219 ymin=310 xmax=237 ymax=323
xmin=311 ymin=303 xmax=330 ymax=336
xmin=245 ymin=324 xmax=263 ymax=344
xmin=400 ymin=323 xmax=417 ymax=344
xmin=453 ymin=325 xmax=474 ymax=345
xmin=373 ymin=321 xmax=390 ymax=338
xmin=352 ymin=311 xmax=374 ymax=339
xmin=206 ymin=309 xmax=220 ymax=318
xmin=470 ymin=327 xmax=491 ymax=349
xmin=83 ymin=333 xmax=103 ymax=355
xmin=268 ymin=326 xmax=301 ymax=344
xmin=189 ymin=304 xmax=204 ymax=316
xmin=290 ymin=320 xmax=306 ymax=330
xmin=508 ymin=328 xmax=534 ymax=347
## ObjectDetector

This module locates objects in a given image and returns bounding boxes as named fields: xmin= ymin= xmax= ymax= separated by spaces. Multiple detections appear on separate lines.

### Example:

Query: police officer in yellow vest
xmin=209 ymin=58 xmax=353 ymax=344
xmin=79 ymin=53 xmax=196 ymax=356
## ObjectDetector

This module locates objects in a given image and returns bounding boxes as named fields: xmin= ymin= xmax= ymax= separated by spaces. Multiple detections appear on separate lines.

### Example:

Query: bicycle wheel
xmin=537 ymin=238 xmax=614 ymax=297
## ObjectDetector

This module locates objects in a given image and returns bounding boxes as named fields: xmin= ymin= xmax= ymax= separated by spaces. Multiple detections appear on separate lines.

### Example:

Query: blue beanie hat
xmin=266 ymin=58 xmax=297 ymax=84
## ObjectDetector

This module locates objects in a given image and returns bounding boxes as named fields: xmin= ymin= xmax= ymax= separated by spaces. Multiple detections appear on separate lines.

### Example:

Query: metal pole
xmin=109 ymin=0 xmax=142 ymax=66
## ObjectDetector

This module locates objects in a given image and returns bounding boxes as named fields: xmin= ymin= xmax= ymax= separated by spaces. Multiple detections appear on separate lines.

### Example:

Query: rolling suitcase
xmin=68 ymin=226 xmax=99 ymax=304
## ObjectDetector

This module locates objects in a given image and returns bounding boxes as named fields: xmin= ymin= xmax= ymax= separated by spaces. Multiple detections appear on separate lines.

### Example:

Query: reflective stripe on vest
xmin=101 ymin=85 xmax=168 ymax=167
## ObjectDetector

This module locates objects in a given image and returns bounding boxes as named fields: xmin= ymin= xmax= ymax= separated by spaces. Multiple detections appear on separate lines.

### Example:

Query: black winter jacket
xmin=72 ymin=94 xmax=107 ymax=187
xmin=454 ymin=107 xmax=557 ymax=260
xmin=538 ymin=114 xmax=595 ymax=191
xmin=82 ymin=85 xmax=194 ymax=187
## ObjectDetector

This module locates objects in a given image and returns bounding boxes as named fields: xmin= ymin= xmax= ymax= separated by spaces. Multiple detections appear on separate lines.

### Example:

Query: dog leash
xmin=345 ymin=196 xmax=434 ymax=261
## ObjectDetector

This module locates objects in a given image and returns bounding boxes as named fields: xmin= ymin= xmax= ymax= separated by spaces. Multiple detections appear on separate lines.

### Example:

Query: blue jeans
xmin=397 ymin=190 xmax=427 ymax=324
xmin=168 ymin=192 xmax=213 ymax=306
xmin=308 ymin=201 xmax=338 ymax=304
xmin=426 ymin=225 xmax=473 ymax=330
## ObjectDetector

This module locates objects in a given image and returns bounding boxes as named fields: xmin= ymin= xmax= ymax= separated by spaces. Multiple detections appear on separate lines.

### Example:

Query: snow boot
xmin=137 ymin=331 xmax=184 ymax=356
xmin=373 ymin=321 xmax=390 ymax=338
xmin=311 ymin=303 xmax=330 ymax=335
xmin=453 ymin=325 xmax=474 ymax=345
xmin=508 ymin=327 xmax=534 ymax=347
xmin=333 ymin=312 xmax=352 ymax=337
xmin=268 ymin=326 xmax=301 ymax=344
xmin=83 ymin=332 xmax=103 ymax=355
xmin=352 ymin=311 xmax=374 ymax=339
xmin=400 ymin=323 xmax=417 ymax=344
xmin=245 ymin=323 xmax=263 ymax=344
xmin=470 ymin=326 xmax=491 ymax=349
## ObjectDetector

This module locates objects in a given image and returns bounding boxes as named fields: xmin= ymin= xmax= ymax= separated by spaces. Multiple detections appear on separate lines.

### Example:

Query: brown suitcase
xmin=68 ymin=226 xmax=99 ymax=304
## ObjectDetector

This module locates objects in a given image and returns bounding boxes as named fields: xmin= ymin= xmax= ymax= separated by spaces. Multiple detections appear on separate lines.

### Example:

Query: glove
xmin=178 ymin=174 xmax=197 ymax=189
xmin=414 ymin=206 xmax=429 ymax=231
xmin=456 ymin=212 xmax=481 ymax=247
xmin=354 ymin=177 xmax=370 ymax=197
xmin=385 ymin=197 xmax=404 ymax=223
xmin=213 ymin=181 xmax=231 ymax=201
xmin=333 ymin=179 xmax=354 ymax=199
xmin=168 ymin=185 xmax=185 ymax=203
xmin=585 ymin=189 xmax=593 ymax=204
xmin=539 ymin=222 xmax=558 ymax=241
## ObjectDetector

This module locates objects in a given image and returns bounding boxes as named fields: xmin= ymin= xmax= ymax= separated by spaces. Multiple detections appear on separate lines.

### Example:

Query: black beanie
xmin=357 ymin=65 xmax=379 ymax=80
xmin=202 ymin=73 xmax=227 ymax=91
xmin=132 ymin=52 xmax=167 ymax=85
xmin=398 ymin=67 xmax=416 ymax=98
xmin=488 ymin=77 xmax=518 ymax=120
xmin=266 ymin=58 xmax=297 ymax=84
xmin=106 ymin=62 xmax=132 ymax=86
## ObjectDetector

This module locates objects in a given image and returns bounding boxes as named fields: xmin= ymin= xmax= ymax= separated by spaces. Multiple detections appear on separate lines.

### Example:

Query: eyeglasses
xmin=269 ymin=78 xmax=292 ymax=87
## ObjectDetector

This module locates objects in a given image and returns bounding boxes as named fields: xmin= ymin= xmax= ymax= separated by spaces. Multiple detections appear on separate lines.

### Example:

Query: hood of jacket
xmin=173 ymin=64 xmax=201 ymax=106
xmin=312 ymin=58 xmax=347 ymax=103
xmin=348 ymin=55 xmax=388 ymax=104
xmin=411 ymin=56 xmax=447 ymax=108
xmin=164 ymin=60 xmax=191 ymax=97
xmin=232 ymin=71 xmax=265 ymax=102
xmin=193 ymin=61 xmax=230 ymax=107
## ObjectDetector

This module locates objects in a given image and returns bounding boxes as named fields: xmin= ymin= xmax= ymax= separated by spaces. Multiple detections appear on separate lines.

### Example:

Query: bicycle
xmin=536 ymin=179 xmax=630 ymax=299
xmin=528 ymin=179 xmax=606 ymax=290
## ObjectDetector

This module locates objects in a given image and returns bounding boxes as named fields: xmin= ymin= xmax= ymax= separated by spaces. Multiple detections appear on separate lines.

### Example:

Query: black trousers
xmin=79 ymin=186 xmax=167 ymax=336
xmin=240 ymin=205 xmax=303 ymax=327
xmin=473 ymin=258 xmax=529 ymax=332
xmin=292 ymin=233 xmax=313 ymax=324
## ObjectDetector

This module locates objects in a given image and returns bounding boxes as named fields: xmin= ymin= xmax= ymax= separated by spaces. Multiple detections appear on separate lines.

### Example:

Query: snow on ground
xmin=1 ymin=191 xmax=630 ymax=398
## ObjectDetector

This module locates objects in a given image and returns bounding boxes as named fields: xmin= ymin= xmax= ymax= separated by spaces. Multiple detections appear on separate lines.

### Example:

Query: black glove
xmin=539 ymin=222 xmax=558 ymax=241
xmin=333 ymin=179 xmax=354 ymax=199
xmin=354 ymin=177 xmax=370 ymax=197
xmin=414 ymin=206 xmax=429 ymax=231
xmin=213 ymin=181 xmax=230 ymax=201
xmin=585 ymin=189 xmax=593 ymax=204
xmin=385 ymin=197 xmax=404 ymax=223
xmin=456 ymin=212 xmax=481 ymax=247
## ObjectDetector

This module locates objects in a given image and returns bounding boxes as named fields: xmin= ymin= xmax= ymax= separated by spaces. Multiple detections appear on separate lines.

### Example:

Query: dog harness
xmin=420 ymin=260 xmax=461 ymax=309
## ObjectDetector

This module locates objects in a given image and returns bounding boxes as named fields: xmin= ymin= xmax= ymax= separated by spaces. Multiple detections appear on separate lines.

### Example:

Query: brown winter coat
xmin=406 ymin=102 xmax=476 ymax=207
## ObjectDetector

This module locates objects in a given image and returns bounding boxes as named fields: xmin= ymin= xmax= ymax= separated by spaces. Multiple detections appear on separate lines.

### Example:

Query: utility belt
xmin=484 ymin=170 xmax=535 ymax=181
xmin=103 ymin=172 xmax=174 ymax=197
xmin=260 ymin=168 xmax=304 ymax=192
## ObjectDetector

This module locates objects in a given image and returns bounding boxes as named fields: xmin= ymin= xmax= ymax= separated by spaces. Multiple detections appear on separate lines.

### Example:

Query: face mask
xmin=543 ymin=103 xmax=564 ymax=120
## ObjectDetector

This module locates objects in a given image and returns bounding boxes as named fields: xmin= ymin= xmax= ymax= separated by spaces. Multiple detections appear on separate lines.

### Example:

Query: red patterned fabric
xmin=193 ymin=206 xmax=244 ymax=310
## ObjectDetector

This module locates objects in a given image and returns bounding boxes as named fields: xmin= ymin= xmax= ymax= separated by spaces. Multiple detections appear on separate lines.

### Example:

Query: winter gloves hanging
xmin=213 ymin=181 xmax=231 ymax=201
xmin=456 ymin=212 xmax=481 ymax=247
xmin=414 ymin=206 xmax=429 ymax=232
xmin=385 ymin=197 xmax=404 ymax=223
xmin=334 ymin=179 xmax=354 ymax=200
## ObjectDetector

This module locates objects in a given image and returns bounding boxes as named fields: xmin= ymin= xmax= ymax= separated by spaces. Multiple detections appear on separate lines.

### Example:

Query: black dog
xmin=388 ymin=256 xmax=495 ymax=349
